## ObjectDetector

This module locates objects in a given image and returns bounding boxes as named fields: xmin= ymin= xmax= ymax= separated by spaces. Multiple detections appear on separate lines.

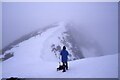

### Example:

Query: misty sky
xmin=2 ymin=2 xmax=118 ymax=54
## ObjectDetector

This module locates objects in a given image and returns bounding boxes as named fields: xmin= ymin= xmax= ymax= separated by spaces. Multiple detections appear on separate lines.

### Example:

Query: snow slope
xmin=2 ymin=22 xmax=118 ymax=78
xmin=2 ymin=54 xmax=118 ymax=78
xmin=3 ymin=22 xmax=75 ymax=62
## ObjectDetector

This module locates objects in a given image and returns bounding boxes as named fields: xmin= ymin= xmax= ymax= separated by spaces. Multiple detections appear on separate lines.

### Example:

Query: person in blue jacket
xmin=60 ymin=46 xmax=69 ymax=72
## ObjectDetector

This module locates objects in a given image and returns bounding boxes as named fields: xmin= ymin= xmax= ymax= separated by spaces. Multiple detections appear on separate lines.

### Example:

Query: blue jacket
xmin=60 ymin=50 xmax=69 ymax=62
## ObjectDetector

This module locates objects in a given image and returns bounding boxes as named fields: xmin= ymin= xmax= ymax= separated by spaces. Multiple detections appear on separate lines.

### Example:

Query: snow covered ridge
xmin=3 ymin=22 xmax=83 ymax=61
xmin=2 ymin=21 xmax=113 ymax=62
xmin=40 ymin=22 xmax=83 ymax=61
xmin=2 ymin=22 xmax=118 ymax=78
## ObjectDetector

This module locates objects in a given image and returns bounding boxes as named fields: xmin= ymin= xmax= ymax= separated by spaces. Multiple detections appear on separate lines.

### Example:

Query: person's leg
xmin=65 ymin=62 xmax=68 ymax=70
xmin=62 ymin=62 xmax=66 ymax=72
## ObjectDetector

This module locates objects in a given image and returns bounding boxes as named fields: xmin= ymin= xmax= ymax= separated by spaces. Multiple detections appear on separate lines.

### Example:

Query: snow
xmin=2 ymin=23 xmax=118 ymax=78
xmin=0 ymin=55 xmax=3 ymax=59
xmin=2 ymin=54 xmax=118 ymax=78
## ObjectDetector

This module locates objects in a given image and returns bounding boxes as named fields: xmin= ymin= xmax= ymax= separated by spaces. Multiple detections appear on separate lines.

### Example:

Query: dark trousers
xmin=62 ymin=62 xmax=68 ymax=71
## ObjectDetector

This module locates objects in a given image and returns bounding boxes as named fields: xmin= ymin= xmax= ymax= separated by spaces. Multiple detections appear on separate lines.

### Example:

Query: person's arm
xmin=60 ymin=51 xmax=62 ymax=55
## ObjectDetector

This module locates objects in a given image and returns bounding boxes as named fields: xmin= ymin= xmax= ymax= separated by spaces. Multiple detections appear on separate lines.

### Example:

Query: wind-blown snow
xmin=2 ymin=22 xmax=118 ymax=78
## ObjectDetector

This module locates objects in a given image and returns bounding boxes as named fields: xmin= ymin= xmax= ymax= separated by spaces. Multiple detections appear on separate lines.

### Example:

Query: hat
xmin=63 ymin=46 xmax=66 ymax=50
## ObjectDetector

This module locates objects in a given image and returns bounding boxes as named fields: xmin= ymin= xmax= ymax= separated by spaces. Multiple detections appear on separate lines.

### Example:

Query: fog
xmin=2 ymin=2 xmax=118 ymax=55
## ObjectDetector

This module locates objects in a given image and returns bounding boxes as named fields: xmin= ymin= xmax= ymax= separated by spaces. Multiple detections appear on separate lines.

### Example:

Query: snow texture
xmin=2 ymin=22 xmax=118 ymax=78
